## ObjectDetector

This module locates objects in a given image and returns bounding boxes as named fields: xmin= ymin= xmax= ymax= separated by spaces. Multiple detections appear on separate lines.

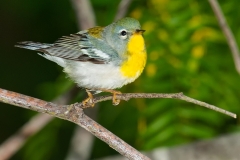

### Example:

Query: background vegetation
xmin=0 ymin=0 xmax=239 ymax=159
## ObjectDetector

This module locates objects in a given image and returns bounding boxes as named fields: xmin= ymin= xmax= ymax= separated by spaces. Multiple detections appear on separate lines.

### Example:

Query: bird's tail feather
xmin=15 ymin=41 xmax=53 ymax=51
xmin=16 ymin=41 xmax=66 ymax=67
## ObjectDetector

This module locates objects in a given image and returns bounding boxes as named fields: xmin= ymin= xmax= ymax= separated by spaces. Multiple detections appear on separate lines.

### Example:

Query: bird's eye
xmin=119 ymin=29 xmax=128 ymax=40
xmin=121 ymin=30 xmax=127 ymax=36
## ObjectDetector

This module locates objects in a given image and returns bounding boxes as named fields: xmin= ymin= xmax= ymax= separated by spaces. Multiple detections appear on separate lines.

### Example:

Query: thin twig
xmin=79 ymin=92 xmax=236 ymax=118
xmin=0 ymin=88 xmax=150 ymax=160
xmin=114 ymin=0 xmax=133 ymax=21
xmin=208 ymin=0 xmax=240 ymax=74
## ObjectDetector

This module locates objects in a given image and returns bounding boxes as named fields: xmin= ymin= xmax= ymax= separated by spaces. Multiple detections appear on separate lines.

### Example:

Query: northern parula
xmin=16 ymin=17 xmax=147 ymax=106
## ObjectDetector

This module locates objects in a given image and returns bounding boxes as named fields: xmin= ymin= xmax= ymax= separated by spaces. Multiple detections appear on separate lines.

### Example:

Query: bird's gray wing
xmin=15 ymin=31 xmax=119 ymax=64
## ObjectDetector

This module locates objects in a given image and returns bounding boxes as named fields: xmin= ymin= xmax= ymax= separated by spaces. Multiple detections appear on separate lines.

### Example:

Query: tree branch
xmin=0 ymin=86 xmax=79 ymax=160
xmin=0 ymin=114 xmax=52 ymax=160
xmin=0 ymin=88 xmax=236 ymax=159
xmin=114 ymin=0 xmax=133 ymax=21
xmin=0 ymin=88 xmax=150 ymax=160
xmin=208 ymin=0 xmax=240 ymax=74
xmin=71 ymin=0 xmax=96 ymax=30
xmin=66 ymin=123 xmax=96 ymax=160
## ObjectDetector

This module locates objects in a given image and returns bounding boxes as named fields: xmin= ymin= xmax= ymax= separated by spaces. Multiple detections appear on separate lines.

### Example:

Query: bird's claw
xmin=82 ymin=97 xmax=95 ymax=108
xmin=112 ymin=91 xmax=122 ymax=106
xmin=82 ymin=89 xmax=95 ymax=108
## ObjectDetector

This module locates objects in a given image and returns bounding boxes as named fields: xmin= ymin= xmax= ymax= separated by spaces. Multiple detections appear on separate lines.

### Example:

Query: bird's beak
xmin=135 ymin=29 xmax=146 ymax=34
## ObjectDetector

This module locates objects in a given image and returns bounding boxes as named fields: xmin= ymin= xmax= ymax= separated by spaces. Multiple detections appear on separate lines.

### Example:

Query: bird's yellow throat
xmin=120 ymin=33 xmax=147 ymax=78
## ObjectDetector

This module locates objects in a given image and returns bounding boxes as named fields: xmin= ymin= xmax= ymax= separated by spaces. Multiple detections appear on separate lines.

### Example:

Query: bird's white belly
xmin=64 ymin=61 xmax=137 ymax=89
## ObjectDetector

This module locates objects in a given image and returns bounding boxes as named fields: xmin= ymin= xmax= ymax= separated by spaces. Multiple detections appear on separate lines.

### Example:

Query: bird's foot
xmin=82 ymin=89 xmax=95 ymax=108
xmin=112 ymin=90 xmax=122 ymax=106
xmin=98 ymin=88 xmax=122 ymax=106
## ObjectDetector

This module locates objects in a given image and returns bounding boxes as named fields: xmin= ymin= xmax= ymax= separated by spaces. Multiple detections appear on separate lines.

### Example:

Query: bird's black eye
xmin=121 ymin=30 xmax=127 ymax=36
xmin=119 ymin=29 xmax=128 ymax=40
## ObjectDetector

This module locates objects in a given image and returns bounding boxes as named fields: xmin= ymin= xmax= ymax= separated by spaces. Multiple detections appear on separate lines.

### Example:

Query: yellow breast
xmin=120 ymin=33 xmax=147 ymax=78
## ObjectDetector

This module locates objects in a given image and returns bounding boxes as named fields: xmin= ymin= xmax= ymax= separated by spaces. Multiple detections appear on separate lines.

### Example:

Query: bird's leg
xmin=98 ymin=88 xmax=122 ymax=106
xmin=82 ymin=89 xmax=95 ymax=107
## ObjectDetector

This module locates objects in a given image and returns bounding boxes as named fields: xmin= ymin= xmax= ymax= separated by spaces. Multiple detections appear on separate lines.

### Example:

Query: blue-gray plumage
xmin=15 ymin=17 xmax=146 ymax=106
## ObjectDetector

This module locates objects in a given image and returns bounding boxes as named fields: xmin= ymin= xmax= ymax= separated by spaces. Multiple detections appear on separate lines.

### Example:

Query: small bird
xmin=16 ymin=17 xmax=147 ymax=106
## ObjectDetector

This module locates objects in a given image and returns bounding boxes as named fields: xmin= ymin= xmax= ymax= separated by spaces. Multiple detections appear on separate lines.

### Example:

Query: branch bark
xmin=0 ymin=88 xmax=150 ymax=160
xmin=0 ymin=87 xmax=78 ymax=160
xmin=208 ymin=0 xmax=240 ymax=74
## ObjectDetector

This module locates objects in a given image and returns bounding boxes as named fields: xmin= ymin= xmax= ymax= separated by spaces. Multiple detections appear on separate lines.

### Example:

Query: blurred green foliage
xmin=0 ymin=0 xmax=240 ymax=159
